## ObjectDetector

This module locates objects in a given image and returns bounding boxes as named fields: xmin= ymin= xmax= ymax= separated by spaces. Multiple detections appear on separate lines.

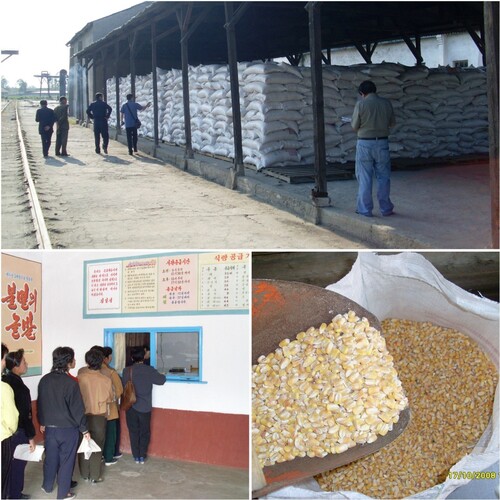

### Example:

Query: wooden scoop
xmin=252 ymin=279 xmax=410 ymax=497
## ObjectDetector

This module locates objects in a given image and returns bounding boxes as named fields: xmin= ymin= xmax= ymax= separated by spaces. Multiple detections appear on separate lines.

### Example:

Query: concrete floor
xmin=22 ymin=453 xmax=249 ymax=499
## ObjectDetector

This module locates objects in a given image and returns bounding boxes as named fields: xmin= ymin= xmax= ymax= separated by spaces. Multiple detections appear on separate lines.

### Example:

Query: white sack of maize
xmin=264 ymin=252 xmax=498 ymax=499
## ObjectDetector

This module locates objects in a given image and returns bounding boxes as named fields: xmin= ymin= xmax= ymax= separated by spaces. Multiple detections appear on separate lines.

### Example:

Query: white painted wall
xmin=3 ymin=251 xmax=250 ymax=416
xmin=315 ymin=32 xmax=482 ymax=68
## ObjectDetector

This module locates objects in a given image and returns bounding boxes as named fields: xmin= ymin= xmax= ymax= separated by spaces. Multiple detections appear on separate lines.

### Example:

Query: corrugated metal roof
xmin=71 ymin=2 xmax=484 ymax=66
xmin=66 ymin=1 xmax=154 ymax=47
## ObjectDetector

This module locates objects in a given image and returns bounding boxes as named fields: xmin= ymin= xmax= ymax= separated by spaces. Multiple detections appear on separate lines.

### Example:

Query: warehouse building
xmin=65 ymin=1 xmax=498 ymax=244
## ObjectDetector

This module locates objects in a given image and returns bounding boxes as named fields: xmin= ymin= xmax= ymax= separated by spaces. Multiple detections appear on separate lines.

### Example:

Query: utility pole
xmin=1 ymin=50 xmax=19 ymax=63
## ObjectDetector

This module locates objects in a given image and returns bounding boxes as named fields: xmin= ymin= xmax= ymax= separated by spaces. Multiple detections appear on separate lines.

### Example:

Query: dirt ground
xmin=2 ymin=101 xmax=367 ymax=249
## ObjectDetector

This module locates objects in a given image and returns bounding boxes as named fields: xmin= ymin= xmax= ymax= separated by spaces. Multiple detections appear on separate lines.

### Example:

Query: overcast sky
xmin=1 ymin=0 xmax=141 ymax=88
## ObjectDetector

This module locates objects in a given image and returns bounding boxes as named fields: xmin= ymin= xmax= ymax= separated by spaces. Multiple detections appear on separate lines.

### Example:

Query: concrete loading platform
xmin=131 ymin=134 xmax=493 ymax=249
xmin=10 ymin=100 xmax=493 ymax=250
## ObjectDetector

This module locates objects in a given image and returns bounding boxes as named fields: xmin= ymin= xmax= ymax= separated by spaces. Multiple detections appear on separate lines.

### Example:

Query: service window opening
xmin=104 ymin=327 xmax=204 ymax=383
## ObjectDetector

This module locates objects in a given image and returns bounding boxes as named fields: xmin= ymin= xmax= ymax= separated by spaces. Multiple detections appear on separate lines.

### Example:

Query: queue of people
xmin=1 ymin=343 xmax=166 ymax=499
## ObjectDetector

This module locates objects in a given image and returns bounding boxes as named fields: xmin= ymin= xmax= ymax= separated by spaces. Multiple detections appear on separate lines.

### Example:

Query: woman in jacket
xmin=91 ymin=346 xmax=123 ymax=466
xmin=77 ymin=349 xmax=113 ymax=483
xmin=2 ymin=349 xmax=36 ymax=499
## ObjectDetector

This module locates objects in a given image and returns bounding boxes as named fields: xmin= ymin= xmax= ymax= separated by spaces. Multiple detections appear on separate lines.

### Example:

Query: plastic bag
xmin=77 ymin=438 xmax=102 ymax=460
xmin=267 ymin=252 xmax=498 ymax=499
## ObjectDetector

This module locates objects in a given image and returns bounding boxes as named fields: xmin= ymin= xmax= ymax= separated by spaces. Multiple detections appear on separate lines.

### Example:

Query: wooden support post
xmin=467 ymin=25 xmax=487 ymax=66
xmin=178 ymin=4 xmax=194 ymax=161
xmin=91 ymin=57 xmax=97 ymax=101
xmin=77 ymin=57 xmax=84 ymax=122
xmin=114 ymin=43 xmax=120 ymax=138
xmin=129 ymin=33 xmax=136 ymax=99
xmin=225 ymin=2 xmax=246 ymax=186
xmin=103 ymin=52 xmax=109 ymax=101
xmin=484 ymin=1 xmax=499 ymax=247
xmin=307 ymin=2 xmax=330 ymax=208
xmin=321 ymin=47 xmax=331 ymax=65
xmin=403 ymin=35 xmax=424 ymax=65
xmin=354 ymin=42 xmax=377 ymax=64
xmin=84 ymin=58 xmax=90 ymax=120
xmin=152 ymin=23 xmax=159 ymax=155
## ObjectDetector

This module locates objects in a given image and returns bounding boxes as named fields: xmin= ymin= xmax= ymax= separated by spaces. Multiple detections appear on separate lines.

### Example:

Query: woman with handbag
xmin=122 ymin=347 xmax=165 ymax=464
xmin=120 ymin=94 xmax=151 ymax=156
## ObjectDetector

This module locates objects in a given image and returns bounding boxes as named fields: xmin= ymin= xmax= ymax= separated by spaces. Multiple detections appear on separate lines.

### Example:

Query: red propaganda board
xmin=1 ymin=253 xmax=42 ymax=376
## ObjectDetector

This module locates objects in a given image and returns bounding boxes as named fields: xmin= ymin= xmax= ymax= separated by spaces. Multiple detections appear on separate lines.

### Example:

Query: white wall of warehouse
xmin=3 ymin=251 xmax=250 ymax=416
xmin=322 ymin=32 xmax=483 ymax=68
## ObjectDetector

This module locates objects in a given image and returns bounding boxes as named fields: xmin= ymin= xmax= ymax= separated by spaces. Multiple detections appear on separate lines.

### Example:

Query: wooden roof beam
xmin=354 ymin=41 xmax=378 ymax=64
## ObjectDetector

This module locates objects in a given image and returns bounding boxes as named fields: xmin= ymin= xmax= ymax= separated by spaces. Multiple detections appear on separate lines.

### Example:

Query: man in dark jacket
xmin=35 ymin=100 xmax=56 ymax=157
xmin=86 ymin=93 xmax=112 ymax=154
xmin=54 ymin=96 xmax=70 ymax=156
xmin=122 ymin=347 xmax=166 ymax=464
xmin=37 ymin=347 xmax=90 ymax=500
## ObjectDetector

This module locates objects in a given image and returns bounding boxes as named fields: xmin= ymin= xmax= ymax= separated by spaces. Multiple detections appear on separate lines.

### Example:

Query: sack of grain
xmin=265 ymin=253 xmax=498 ymax=499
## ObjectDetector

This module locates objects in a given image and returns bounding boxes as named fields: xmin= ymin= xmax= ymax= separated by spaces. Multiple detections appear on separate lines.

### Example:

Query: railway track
xmin=1 ymin=100 xmax=52 ymax=248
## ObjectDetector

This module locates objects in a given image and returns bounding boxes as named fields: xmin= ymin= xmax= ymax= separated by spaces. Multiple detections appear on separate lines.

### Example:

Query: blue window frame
xmin=104 ymin=327 xmax=205 ymax=383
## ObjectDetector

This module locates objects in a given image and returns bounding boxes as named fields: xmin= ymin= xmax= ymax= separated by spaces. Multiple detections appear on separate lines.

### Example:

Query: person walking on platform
xmin=54 ymin=96 xmax=70 ymax=156
xmin=120 ymin=94 xmax=151 ymax=155
xmin=86 ymin=93 xmax=112 ymax=154
xmin=122 ymin=346 xmax=165 ymax=464
xmin=351 ymin=80 xmax=396 ymax=218
xmin=35 ymin=100 xmax=56 ymax=157
xmin=37 ymin=347 xmax=90 ymax=500
xmin=77 ymin=349 xmax=113 ymax=484
xmin=2 ymin=349 xmax=36 ymax=500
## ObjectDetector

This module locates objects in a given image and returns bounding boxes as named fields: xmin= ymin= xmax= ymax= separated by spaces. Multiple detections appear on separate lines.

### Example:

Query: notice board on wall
xmin=83 ymin=251 xmax=249 ymax=318
xmin=1 ymin=253 xmax=42 ymax=376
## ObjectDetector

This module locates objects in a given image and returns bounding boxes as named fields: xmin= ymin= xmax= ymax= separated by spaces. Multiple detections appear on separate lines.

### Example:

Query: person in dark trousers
xmin=90 ymin=346 xmax=123 ymax=466
xmin=120 ymin=94 xmax=151 ymax=155
xmin=122 ymin=346 xmax=165 ymax=464
xmin=77 ymin=349 xmax=113 ymax=483
xmin=86 ymin=93 xmax=112 ymax=154
xmin=37 ymin=347 xmax=91 ymax=500
xmin=351 ymin=80 xmax=396 ymax=218
xmin=2 ymin=350 xmax=36 ymax=500
xmin=35 ymin=100 xmax=56 ymax=157
xmin=54 ymin=96 xmax=70 ymax=156
xmin=2 ymin=343 xmax=19 ymax=500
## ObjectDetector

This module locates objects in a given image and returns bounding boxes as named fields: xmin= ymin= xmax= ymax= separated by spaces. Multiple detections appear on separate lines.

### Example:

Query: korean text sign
xmin=84 ymin=252 xmax=249 ymax=318
xmin=1 ymin=253 xmax=42 ymax=376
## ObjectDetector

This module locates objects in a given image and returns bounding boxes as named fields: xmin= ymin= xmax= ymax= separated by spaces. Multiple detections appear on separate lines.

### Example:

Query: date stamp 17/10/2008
xmin=448 ymin=471 xmax=497 ymax=480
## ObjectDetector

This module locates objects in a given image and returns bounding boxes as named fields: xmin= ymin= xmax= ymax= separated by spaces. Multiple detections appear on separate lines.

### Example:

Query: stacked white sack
xmin=187 ymin=64 xmax=236 ymax=157
xmin=106 ymin=63 xmax=488 ymax=167
xmin=310 ymin=63 xmax=488 ymax=163
xmin=106 ymin=73 xmax=156 ymax=138
xmin=239 ymin=62 xmax=305 ymax=169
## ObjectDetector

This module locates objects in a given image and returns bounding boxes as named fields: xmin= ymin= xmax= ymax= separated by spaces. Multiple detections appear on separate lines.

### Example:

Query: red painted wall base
xmin=119 ymin=408 xmax=249 ymax=469
xmin=32 ymin=402 xmax=248 ymax=469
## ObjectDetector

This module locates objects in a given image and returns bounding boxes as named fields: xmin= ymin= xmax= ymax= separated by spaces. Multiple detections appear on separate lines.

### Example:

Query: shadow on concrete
xmin=132 ymin=154 xmax=165 ymax=166
xmin=43 ymin=157 xmax=65 ymax=167
xmin=63 ymin=157 xmax=86 ymax=166
xmin=103 ymin=155 xmax=133 ymax=165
